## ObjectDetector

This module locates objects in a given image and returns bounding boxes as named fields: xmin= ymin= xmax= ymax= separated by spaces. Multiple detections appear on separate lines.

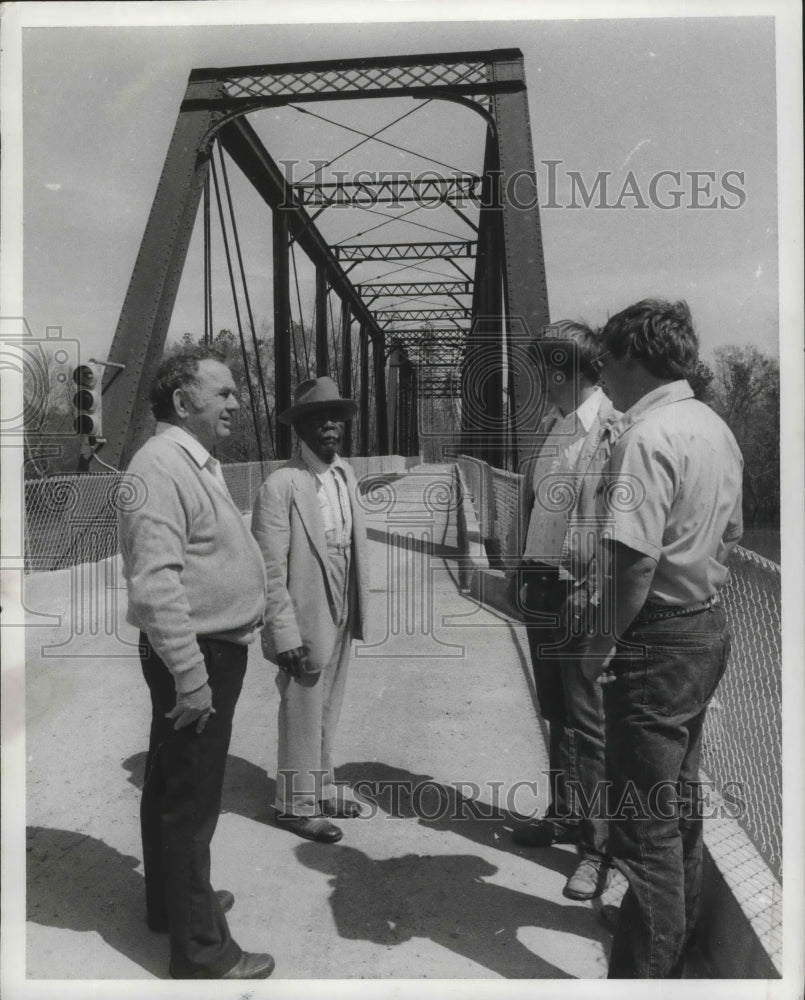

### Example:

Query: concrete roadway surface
xmin=19 ymin=464 xmax=624 ymax=985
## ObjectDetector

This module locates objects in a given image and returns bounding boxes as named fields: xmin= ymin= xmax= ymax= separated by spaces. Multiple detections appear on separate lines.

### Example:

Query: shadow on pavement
xmin=296 ymin=841 xmax=604 ymax=978
xmin=366 ymin=526 xmax=460 ymax=559
xmin=335 ymin=761 xmax=579 ymax=881
xmin=26 ymin=825 xmax=165 ymax=978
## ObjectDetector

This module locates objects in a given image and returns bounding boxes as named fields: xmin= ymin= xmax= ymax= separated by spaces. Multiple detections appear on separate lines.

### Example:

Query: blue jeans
xmin=604 ymin=604 xmax=730 ymax=978
xmin=522 ymin=569 xmax=607 ymax=857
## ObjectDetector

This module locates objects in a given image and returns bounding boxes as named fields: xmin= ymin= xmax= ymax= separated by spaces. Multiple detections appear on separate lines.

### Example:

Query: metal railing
xmin=22 ymin=456 xmax=416 ymax=573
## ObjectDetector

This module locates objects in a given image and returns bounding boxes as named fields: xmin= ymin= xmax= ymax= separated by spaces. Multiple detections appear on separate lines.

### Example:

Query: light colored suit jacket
xmin=251 ymin=455 xmax=370 ymax=672
xmin=506 ymin=393 xmax=619 ymax=586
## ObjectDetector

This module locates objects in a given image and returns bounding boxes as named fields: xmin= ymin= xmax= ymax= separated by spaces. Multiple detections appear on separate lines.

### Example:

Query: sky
xmin=17 ymin=10 xmax=785 ymax=369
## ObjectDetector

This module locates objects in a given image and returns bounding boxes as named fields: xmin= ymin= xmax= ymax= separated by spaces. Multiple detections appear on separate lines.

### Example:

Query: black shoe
xmin=148 ymin=889 xmax=235 ymax=933
xmin=319 ymin=798 xmax=364 ymax=818
xmin=171 ymin=951 xmax=276 ymax=980
xmin=512 ymin=818 xmax=578 ymax=848
xmin=221 ymin=952 xmax=276 ymax=979
xmin=276 ymin=813 xmax=343 ymax=843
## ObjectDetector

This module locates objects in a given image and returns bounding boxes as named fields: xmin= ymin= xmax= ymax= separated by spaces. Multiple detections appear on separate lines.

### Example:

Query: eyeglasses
xmin=591 ymin=349 xmax=611 ymax=372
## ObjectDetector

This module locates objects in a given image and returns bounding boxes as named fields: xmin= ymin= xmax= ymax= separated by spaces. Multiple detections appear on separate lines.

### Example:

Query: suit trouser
xmin=140 ymin=633 xmax=244 ymax=978
xmin=522 ymin=568 xmax=607 ymax=857
xmin=275 ymin=540 xmax=353 ymax=817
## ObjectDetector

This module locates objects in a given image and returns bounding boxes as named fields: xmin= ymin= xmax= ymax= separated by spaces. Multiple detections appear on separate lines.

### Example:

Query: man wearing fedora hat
xmin=251 ymin=376 xmax=370 ymax=843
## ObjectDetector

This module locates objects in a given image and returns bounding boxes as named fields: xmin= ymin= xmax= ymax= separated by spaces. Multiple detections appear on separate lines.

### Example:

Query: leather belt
xmin=633 ymin=594 xmax=719 ymax=625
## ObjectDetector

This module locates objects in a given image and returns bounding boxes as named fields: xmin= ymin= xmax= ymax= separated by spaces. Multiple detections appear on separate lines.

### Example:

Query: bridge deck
xmin=22 ymin=465 xmax=619 ymax=981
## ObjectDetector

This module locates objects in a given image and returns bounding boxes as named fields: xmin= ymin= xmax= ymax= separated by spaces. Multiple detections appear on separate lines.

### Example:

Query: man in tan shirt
xmin=585 ymin=299 xmax=742 ymax=978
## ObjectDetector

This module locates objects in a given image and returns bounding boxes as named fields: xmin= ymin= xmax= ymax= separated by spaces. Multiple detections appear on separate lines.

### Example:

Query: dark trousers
xmin=521 ymin=568 xmax=607 ymax=857
xmin=140 ymin=633 xmax=246 ymax=978
xmin=604 ymin=605 xmax=730 ymax=978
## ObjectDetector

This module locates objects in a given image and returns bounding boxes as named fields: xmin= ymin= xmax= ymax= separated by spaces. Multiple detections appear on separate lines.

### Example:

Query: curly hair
xmin=150 ymin=344 xmax=228 ymax=421
xmin=599 ymin=299 xmax=699 ymax=379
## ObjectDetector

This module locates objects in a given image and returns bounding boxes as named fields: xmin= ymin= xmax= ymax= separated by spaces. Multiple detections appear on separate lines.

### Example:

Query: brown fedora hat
xmin=278 ymin=376 xmax=358 ymax=426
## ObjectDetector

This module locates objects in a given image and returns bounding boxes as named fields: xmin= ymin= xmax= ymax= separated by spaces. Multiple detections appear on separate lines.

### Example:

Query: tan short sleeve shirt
xmin=598 ymin=380 xmax=743 ymax=605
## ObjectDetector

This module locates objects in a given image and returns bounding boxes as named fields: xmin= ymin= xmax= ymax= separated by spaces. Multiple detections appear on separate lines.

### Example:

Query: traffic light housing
xmin=71 ymin=364 xmax=103 ymax=437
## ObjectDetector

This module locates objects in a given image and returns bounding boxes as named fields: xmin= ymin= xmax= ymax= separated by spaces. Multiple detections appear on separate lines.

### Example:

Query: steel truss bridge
xmin=102 ymin=49 xmax=550 ymax=468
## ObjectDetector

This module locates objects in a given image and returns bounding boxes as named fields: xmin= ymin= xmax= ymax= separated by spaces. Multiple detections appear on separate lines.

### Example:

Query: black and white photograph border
xmin=1 ymin=1 xmax=803 ymax=998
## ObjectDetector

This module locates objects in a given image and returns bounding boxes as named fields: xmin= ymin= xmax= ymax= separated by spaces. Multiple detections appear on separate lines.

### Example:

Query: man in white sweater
xmin=119 ymin=346 xmax=274 ymax=981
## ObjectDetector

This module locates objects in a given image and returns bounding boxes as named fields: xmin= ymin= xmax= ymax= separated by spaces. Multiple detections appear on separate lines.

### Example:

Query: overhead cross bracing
xmin=294 ymin=175 xmax=483 ymax=208
xmin=334 ymin=241 xmax=477 ymax=263
xmin=103 ymin=48 xmax=548 ymax=469
xmin=375 ymin=308 xmax=471 ymax=324
xmin=356 ymin=281 xmax=472 ymax=299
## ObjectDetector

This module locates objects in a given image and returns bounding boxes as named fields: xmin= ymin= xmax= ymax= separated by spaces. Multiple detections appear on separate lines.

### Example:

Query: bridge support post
xmin=374 ymin=333 xmax=388 ymax=454
xmin=273 ymin=209 xmax=292 ymax=458
xmin=316 ymin=266 xmax=329 ymax=376
xmin=493 ymin=56 xmax=551 ymax=468
xmin=340 ymin=298 xmax=353 ymax=456
xmin=359 ymin=324 xmax=369 ymax=455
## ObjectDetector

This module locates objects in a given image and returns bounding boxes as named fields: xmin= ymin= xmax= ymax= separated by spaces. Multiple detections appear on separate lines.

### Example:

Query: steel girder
xmin=357 ymin=280 xmax=472 ymax=299
xmin=294 ymin=176 xmax=482 ymax=208
xmin=491 ymin=66 xmax=550 ymax=466
xmin=183 ymin=49 xmax=524 ymax=112
xmin=375 ymin=308 xmax=471 ymax=324
xmin=461 ymin=126 xmax=506 ymax=466
xmin=101 ymin=48 xmax=547 ymax=467
xmin=334 ymin=241 xmax=476 ymax=263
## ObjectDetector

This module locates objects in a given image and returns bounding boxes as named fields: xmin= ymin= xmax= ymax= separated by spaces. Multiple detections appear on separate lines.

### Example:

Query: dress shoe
xmin=221 ymin=951 xmax=276 ymax=979
xmin=148 ymin=889 xmax=234 ymax=933
xmin=319 ymin=798 xmax=363 ymax=818
xmin=172 ymin=951 xmax=276 ymax=980
xmin=512 ymin=818 xmax=578 ymax=848
xmin=563 ymin=855 xmax=612 ymax=900
xmin=276 ymin=813 xmax=343 ymax=843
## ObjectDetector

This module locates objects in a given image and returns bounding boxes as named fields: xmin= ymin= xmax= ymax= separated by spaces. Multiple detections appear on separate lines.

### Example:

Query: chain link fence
xmin=457 ymin=457 xmax=782 ymax=883
xmin=23 ymin=457 xmax=417 ymax=573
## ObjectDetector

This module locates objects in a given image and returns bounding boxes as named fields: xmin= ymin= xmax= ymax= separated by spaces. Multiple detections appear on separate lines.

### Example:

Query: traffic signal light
xmin=71 ymin=364 xmax=103 ymax=437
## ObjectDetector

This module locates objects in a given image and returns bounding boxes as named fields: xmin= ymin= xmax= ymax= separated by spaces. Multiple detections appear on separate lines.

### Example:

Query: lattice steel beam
xmin=293 ymin=176 xmax=482 ymax=208
xmin=375 ymin=308 xmax=471 ymax=324
xmin=334 ymin=241 xmax=476 ymax=262
xmin=356 ymin=281 xmax=472 ymax=298
xmin=184 ymin=49 xmax=525 ymax=113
